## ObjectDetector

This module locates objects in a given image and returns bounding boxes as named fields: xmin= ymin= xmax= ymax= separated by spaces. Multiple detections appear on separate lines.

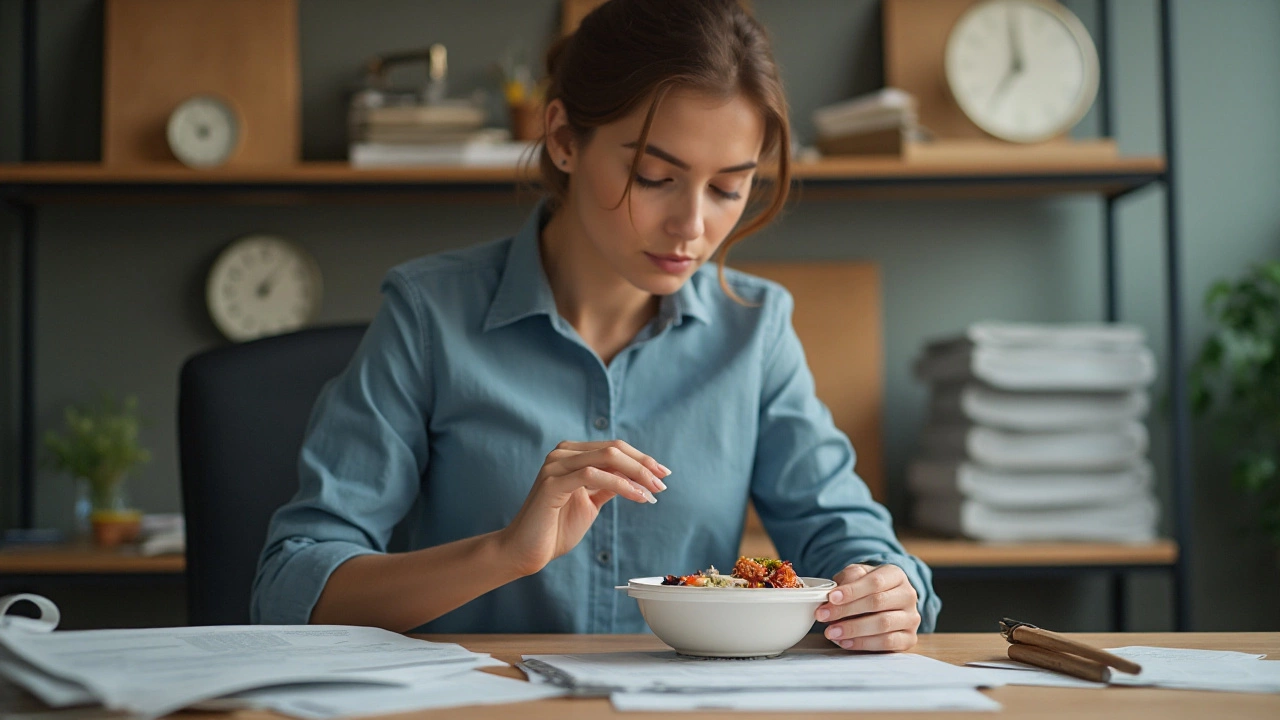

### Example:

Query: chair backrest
xmin=178 ymin=324 xmax=367 ymax=625
xmin=734 ymin=262 xmax=883 ymax=498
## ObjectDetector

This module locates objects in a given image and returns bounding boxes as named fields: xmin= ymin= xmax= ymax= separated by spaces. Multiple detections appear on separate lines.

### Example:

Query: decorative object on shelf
xmin=498 ymin=50 xmax=545 ymax=142
xmin=1189 ymin=261 xmax=1280 ymax=550
xmin=811 ymin=88 xmax=921 ymax=157
xmin=166 ymin=96 xmax=242 ymax=169
xmin=883 ymin=0 xmax=1100 ymax=147
xmin=346 ymin=45 xmax=531 ymax=168
xmin=945 ymin=0 xmax=1098 ymax=143
xmin=102 ymin=0 xmax=299 ymax=167
xmin=206 ymin=234 xmax=323 ymax=342
xmin=42 ymin=394 xmax=151 ymax=547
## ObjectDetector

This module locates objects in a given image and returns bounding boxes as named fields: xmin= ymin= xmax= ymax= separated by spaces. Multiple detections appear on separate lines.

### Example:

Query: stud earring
xmin=560 ymin=159 xmax=568 ymax=167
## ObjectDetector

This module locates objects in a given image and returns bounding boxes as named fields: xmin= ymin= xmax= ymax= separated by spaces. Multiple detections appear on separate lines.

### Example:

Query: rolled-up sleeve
xmin=748 ymin=290 xmax=941 ymax=633
xmin=251 ymin=270 xmax=433 ymax=625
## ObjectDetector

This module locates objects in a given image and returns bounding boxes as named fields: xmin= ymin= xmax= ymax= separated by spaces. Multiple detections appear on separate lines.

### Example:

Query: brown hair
xmin=539 ymin=0 xmax=792 ymax=287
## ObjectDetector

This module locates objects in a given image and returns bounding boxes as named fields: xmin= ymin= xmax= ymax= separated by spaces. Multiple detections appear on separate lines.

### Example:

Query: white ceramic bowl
xmin=622 ymin=576 xmax=836 ymax=658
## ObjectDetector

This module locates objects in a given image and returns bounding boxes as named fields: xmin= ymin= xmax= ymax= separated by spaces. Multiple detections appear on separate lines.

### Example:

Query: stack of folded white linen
xmin=908 ymin=322 xmax=1160 ymax=542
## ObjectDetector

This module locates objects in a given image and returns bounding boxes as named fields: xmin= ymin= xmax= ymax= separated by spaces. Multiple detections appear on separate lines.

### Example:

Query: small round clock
xmin=167 ymin=95 xmax=242 ymax=168
xmin=945 ymin=0 xmax=1099 ymax=143
xmin=206 ymin=235 xmax=323 ymax=342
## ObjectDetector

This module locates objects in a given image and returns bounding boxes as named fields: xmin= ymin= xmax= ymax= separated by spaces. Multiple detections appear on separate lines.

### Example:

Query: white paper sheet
xmin=522 ymin=650 xmax=1005 ymax=693
xmin=611 ymin=687 xmax=1002 ymax=712
xmin=233 ymin=671 xmax=566 ymax=719
xmin=967 ymin=647 xmax=1280 ymax=694
xmin=1105 ymin=646 xmax=1280 ymax=693
xmin=964 ymin=660 xmax=1108 ymax=688
xmin=0 ymin=623 xmax=497 ymax=718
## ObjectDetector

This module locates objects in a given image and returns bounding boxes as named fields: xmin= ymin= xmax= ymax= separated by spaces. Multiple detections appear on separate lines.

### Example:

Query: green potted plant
xmin=43 ymin=393 xmax=152 ymax=546
xmin=1189 ymin=261 xmax=1280 ymax=551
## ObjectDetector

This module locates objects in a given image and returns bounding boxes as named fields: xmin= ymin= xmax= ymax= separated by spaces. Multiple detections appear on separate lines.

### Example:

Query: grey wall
xmin=1 ymin=0 xmax=1276 ymax=632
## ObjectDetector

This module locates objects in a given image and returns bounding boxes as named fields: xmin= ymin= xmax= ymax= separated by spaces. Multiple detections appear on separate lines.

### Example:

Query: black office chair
xmin=178 ymin=324 xmax=367 ymax=625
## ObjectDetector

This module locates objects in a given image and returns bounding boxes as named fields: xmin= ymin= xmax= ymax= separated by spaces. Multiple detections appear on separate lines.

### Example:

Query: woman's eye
xmin=712 ymin=186 xmax=743 ymax=201
xmin=635 ymin=175 xmax=668 ymax=188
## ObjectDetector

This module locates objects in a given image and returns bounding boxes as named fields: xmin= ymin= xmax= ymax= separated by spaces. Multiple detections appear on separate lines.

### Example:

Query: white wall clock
xmin=167 ymin=95 xmax=242 ymax=168
xmin=944 ymin=0 xmax=1099 ymax=143
xmin=206 ymin=235 xmax=323 ymax=342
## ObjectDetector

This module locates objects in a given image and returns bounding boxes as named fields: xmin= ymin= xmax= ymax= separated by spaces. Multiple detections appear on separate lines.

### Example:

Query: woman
xmin=253 ymin=0 xmax=940 ymax=652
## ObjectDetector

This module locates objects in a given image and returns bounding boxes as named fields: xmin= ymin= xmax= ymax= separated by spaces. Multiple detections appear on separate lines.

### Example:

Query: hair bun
xmin=545 ymin=35 xmax=572 ymax=82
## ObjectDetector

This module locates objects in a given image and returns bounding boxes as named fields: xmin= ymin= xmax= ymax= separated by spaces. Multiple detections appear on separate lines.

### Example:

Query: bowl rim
xmin=623 ymin=576 xmax=835 ymax=603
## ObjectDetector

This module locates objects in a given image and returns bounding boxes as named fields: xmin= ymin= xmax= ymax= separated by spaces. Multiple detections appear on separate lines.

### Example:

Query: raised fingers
xmin=554 ymin=440 xmax=670 ymax=486
xmin=550 ymin=443 xmax=668 ymax=496
xmin=561 ymin=465 xmax=655 ymax=505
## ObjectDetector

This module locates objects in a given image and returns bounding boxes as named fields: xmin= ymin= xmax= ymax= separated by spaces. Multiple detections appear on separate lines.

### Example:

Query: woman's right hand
xmin=499 ymin=440 xmax=670 ymax=576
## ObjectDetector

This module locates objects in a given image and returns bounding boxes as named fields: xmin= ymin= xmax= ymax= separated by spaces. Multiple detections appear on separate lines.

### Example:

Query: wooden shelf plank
xmin=0 ymin=156 xmax=1166 ymax=200
xmin=899 ymin=533 xmax=1178 ymax=568
xmin=0 ymin=544 xmax=184 ymax=574
xmin=739 ymin=529 xmax=1177 ymax=569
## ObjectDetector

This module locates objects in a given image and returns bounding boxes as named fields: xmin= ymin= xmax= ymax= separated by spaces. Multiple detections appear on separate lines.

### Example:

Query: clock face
xmin=945 ymin=0 xmax=1099 ymax=143
xmin=167 ymin=95 xmax=241 ymax=168
xmin=206 ymin=235 xmax=323 ymax=342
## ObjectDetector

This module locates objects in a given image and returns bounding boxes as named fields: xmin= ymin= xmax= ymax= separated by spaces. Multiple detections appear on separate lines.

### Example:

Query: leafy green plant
xmin=43 ymin=393 xmax=151 ymax=511
xmin=1189 ymin=261 xmax=1280 ymax=548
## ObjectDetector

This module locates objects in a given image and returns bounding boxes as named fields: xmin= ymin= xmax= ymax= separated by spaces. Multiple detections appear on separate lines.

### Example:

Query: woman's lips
xmin=646 ymin=252 xmax=694 ymax=274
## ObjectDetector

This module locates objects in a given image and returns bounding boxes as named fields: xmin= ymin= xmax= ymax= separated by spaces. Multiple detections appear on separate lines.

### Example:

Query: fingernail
xmin=632 ymin=483 xmax=657 ymax=504
xmin=827 ymin=626 xmax=843 ymax=640
xmin=840 ymin=640 xmax=855 ymax=650
xmin=653 ymin=476 xmax=667 ymax=491
xmin=817 ymin=609 xmax=830 ymax=621
xmin=829 ymin=590 xmax=844 ymax=603
xmin=658 ymin=464 xmax=672 ymax=477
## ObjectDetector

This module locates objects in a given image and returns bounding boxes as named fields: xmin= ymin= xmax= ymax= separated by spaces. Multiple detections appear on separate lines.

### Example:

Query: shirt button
xmin=593 ymin=416 xmax=609 ymax=430
xmin=596 ymin=551 xmax=611 ymax=565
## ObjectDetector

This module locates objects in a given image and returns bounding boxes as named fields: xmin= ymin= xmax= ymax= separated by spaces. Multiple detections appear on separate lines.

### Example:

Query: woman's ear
xmin=543 ymin=99 xmax=576 ymax=173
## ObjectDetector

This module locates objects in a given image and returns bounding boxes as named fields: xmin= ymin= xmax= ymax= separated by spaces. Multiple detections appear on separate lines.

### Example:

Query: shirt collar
xmin=483 ymin=201 xmax=714 ymax=332
xmin=482 ymin=204 xmax=560 ymax=332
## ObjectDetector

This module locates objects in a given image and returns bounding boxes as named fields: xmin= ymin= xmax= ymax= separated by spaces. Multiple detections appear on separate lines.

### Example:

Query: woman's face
xmin=561 ymin=90 xmax=766 ymax=296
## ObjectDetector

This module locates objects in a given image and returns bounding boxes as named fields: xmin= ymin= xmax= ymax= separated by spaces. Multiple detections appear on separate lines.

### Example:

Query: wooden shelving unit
xmin=2 ymin=0 xmax=1191 ymax=632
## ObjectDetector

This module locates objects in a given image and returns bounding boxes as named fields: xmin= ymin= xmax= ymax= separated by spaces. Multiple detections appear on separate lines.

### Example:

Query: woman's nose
xmin=665 ymin=193 xmax=705 ymax=241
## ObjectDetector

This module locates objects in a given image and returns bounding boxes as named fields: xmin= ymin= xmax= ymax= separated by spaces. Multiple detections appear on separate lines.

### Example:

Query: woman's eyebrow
xmin=623 ymin=142 xmax=757 ymax=173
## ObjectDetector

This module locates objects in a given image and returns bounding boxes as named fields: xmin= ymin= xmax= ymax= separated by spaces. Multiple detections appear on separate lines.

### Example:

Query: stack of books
xmin=348 ymin=101 xmax=533 ymax=168
xmin=908 ymin=322 xmax=1160 ymax=543
xmin=811 ymin=87 xmax=919 ymax=157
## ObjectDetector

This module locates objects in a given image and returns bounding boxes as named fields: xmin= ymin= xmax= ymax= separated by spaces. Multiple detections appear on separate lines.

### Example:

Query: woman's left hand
xmin=816 ymin=563 xmax=921 ymax=652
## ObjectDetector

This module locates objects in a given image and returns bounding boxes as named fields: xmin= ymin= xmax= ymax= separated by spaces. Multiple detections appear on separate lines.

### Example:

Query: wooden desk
xmin=1 ymin=632 xmax=1275 ymax=717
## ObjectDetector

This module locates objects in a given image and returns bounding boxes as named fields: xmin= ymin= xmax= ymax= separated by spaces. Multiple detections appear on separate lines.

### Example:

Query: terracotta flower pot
xmin=91 ymin=509 xmax=143 ymax=547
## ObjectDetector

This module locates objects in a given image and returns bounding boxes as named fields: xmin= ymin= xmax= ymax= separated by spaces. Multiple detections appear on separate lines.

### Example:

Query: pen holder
xmin=508 ymin=100 xmax=544 ymax=142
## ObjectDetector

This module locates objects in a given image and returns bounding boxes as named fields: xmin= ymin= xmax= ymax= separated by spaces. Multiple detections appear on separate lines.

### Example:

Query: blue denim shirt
xmin=252 ymin=204 xmax=941 ymax=633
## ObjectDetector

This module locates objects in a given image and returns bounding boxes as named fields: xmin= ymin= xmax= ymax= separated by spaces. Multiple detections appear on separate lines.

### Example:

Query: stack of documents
xmin=521 ymin=650 xmax=1004 ymax=712
xmin=909 ymin=322 xmax=1160 ymax=542
xmin=348 ymin=101 xmax=536 ymax=168
xmin=0 ymin=594 xmax=561 ymax=719
xmin=811 ymin=87 xmax=920 ymax=157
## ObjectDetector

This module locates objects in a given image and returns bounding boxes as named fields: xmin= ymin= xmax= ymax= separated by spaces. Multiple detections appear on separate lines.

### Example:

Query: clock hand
xmin=1008 ymin=6 xmax=1024 ymax=74
xmin=989 ymin=7 xmax=1024 ymax=110
xmin=256 ymin=263 xmax=285 ymax=298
